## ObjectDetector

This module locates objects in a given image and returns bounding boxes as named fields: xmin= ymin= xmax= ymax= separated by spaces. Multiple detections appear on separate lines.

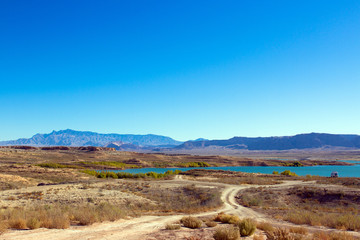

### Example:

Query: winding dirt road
xmin=1 ymin=177 xmax=359 ymax=240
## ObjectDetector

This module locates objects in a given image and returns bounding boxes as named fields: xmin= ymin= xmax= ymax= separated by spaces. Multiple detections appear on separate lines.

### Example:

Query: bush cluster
xmin=280 ymin=170 xmax=297 ymax=176
xmin=36 ymin=163 xmax=81 ymax=169
xmin=177 ymin=162 xmax=211 ymax=167
xmin=82 ymin=169 xmax=181 ymax=179
xmin=82 ymin=161 xmax=138 ymax=169
xmin=213 ymin=213 xmax=257 ymax=239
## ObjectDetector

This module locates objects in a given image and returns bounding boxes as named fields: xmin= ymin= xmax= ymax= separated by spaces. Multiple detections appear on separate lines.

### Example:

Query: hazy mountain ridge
xmin=0 ymin=129 xmax=182 ymax=147
xmin=176 ymin=133 xmax=360 ymax=150
xmin=1 ymin=131 xmax=360 ymax=151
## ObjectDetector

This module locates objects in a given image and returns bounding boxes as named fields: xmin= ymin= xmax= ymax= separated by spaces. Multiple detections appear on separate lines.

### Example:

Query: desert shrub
xmin=26 ymin=217 xmax=41 ymax=229
xmin=241 ymin=194 xmax=263 ymax=207
xmin=181 ymin=216 xmax=203 ymax=229
xmin=83 ymin=169 xmax=182 ymax=179
xmin=144 ymin=185 xmax=221 ymax=213
xmin=49 ymin=213 xmax=70 ymax=229
xmin=331 ymin=214 xmax=360 ymax=231
xmin=285 ymin=210 xmax=321 ymax=226
xmin=178 ymin=162 xmax=211 ymax=167
xmin=165 ymin=223 xmax=181 ymax=230
xmin=266 ymin=227 xmax=295 ymax=240
xmin=105 ymin=172 xmax=118 ymax=179
xmin=96 ymin=203 xmax=124 ymax=222
xmin=289 ymin=226 xmax=307 ymax=235
xmin=72 ymin=206 xmax=98 ymax=226
xmin=82 ymin=161 xmax=138 ymax=169
xmin=37 ymin=163 xmax=80 ymax=169
xmin=235 ymin=218 xmax=256 ymax=237
xmin=8 ymin=218 xmax=27 ymax=229
xmin=257 ymin=221 xmax=274 ymax=232
xmin=205 ymin=221 xmax=217 ymax=227
xmin=281 ymin=170 xmax=297 ymax=176
xmin=214 ymin=213 xmax=240 ymax=224
xmin=0 ymin=221 xmax=8 ymax=235
xmin=213 ymin=225 xmax=240 ymax=240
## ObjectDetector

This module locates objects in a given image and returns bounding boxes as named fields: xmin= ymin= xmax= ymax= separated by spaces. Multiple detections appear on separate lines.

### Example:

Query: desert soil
xmin=1 ymin=176 xmax=360 ymax=240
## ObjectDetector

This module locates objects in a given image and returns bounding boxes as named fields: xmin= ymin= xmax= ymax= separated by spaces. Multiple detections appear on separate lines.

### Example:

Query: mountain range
xmin=1 ymin=130 xmax=360 ymax=151
xmin=0 ymin=129 xmax=182 ymax=147
xmin=176 ymin=133 xmax=360 ymax=150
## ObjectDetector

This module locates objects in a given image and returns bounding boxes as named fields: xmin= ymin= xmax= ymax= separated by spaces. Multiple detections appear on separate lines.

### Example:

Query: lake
xmin=113 ymin=163 xmax=360 ymax=177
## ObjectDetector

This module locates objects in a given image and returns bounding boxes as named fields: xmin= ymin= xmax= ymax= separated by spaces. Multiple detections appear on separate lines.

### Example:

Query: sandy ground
xmin=1 ymin=176 xmax=360 ymax=240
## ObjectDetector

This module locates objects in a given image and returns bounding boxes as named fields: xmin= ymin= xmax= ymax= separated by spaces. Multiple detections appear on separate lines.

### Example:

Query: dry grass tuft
xmin=8 ymin=218 xmax=27 ymax=230
xmin=235 ymin=218 xmax=256 ymax=237
xmin=265 ymin=227 xmax=295 ymax=240
xmin=214 ymin=213 xmax=240 ymax=224
xmin=165 ymin=223 xmax=181 ymax=230
xmin=0 ymin=221 xmax=8 ymax=235
xmin=181 ymin=216 xmax=203 ymax=229
xmin=289 ymin=226 xmax=308 ymax=235
xmin=205 ymin=221 xmax=218 ymax=227
xmin=26 ymin=218 xmax=41 ymax=230
xmin=213 ymin=225 xmax=240 ymax=240
xmin=257 ymin=221 xmax=274 ymax=232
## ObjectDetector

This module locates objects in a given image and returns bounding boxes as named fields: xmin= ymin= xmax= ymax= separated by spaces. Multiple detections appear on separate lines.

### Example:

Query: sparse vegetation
xmin=237 ymin=185 xmax=360 ymax=231
xmin=82 ymin=161 xmax=139 ymax=169
xmin=177 ymin=162 xmax=211 ymax=167
xmin=36 ymin=163 xmax=82 ymax=169
xmin=82 ymin=169 xmax=182 ymax=179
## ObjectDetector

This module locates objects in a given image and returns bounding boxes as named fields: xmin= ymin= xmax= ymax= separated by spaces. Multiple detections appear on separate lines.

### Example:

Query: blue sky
xmin=1 ymin=0 xmax=360 ymax=141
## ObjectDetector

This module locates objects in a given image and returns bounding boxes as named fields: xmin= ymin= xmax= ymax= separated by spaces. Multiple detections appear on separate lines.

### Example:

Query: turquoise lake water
xmin=113 ymin=163 xmax=360 ymax=177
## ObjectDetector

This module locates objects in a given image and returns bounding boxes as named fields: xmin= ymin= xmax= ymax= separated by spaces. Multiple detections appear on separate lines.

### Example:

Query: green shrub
xmin=213 ymin=225 xmax=240 ymax=240
xmin=82 ymin=169 xmax=182 ymax=179
xmin=281 ymin=170 xmax=297 ymax=176
xmin=178 ymin=162 xmax=211 ymax=167
xmin=181 ymin=216 xmax=203 ymax=229
xmin=236 ymin=218 xmax=256 ymax=237
xmin=82 ymin=161 xmax=138 ymax=169
xmin=37 ymin=163 xmax=80 ymax=169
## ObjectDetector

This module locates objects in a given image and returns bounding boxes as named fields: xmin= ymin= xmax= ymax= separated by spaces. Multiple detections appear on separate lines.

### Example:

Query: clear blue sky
xmin=1 ymin=0 xmax=360 ymax=141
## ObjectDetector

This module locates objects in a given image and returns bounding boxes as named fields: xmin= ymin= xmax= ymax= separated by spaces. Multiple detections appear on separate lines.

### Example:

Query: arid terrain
xmin=0 ymin=147 xmax=359 ymax=239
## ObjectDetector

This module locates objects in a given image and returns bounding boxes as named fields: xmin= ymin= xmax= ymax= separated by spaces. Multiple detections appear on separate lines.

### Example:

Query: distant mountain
xmin=104 ymin=141 xmax=143 ymax=151
xmin=175 ymin=133 xmax=360 ymax=150
xmin=191 ymin=138 xmax=209 ymax=142
xmin=0 ymin=129 xmax=182 ymax=147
